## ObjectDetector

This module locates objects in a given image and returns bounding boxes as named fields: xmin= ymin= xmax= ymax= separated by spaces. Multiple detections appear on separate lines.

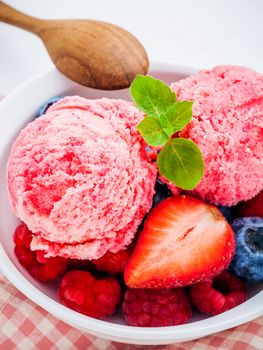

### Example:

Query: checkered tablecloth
xmin=0 ymin=272 xmax=262 ymax=350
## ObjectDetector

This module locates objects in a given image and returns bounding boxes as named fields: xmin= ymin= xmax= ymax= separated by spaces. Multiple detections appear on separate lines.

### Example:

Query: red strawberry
xmin=124 ymin=195 xmax=235 ymax=289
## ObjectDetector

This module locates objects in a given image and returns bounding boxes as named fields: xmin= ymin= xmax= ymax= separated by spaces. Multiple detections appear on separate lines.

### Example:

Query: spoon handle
xmin=0 ymin=1 xmax=44 ymax=34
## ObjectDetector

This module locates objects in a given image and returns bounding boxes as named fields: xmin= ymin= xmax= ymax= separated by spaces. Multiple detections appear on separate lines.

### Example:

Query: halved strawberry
xmin=124 ymin=195 xmax=235 ymax=288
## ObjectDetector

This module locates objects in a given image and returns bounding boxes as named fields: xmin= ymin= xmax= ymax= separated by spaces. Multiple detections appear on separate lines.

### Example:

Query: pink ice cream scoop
xmin=167 ymin=65 xmax=263 ymax=206
xmin=7 ymin=96 xmax=157 ymax=259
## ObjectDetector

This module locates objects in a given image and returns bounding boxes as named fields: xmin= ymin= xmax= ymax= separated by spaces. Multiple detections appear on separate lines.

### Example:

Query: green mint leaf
xmin=130 ymin=75 xmax=176 ymax=117
xmin=157 ymin=138 xmax=204 ymax=190
xmin=159 ymin=114 xmax=174 ymax=137
xmin=137 ymin=116 xmax=169 ymax=146
xmin=160 ymin=101 xmax=194 ymax=134
xmin=163 ymin=127 xmax=175 ymax=137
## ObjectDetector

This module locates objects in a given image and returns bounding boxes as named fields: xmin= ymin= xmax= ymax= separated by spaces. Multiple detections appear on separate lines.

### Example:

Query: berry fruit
xmin=68 ymin=258 xmax=94 ymax=271
xmin=58 ymin=270 xmax=121 ymax=319
xmin=14 ymin=245 xmax=35 ymax=269
xmin=230 ymin=217 xmax=263 ymax=283
xmin=218 ymin=206 xmax=234 ymax=222
xmin=30 ymin=255 xmax=69 ymax=282
xmin=35 ymin=96 xmax=64 ymax=118
xmin=190 ymin=270 xmax=246 ymax=315
xmin=14 ymin=223 xmax=68 ymax=282
xmin=237 ymin=191 xmax=263 ymax=218
xmin=122 ymin=288 xmax=191 ymax=327
xmin=145 ymin=146 xmax=158 ymax=161
xmin=152 ymin=178 xmax=172 ymax=208
xmin=124 ymin=196 xmax=235 ymax=288
xmin=92 ymin=249 xmax=130 ymax=275
xmin=13 ymin=223 xmax=32 ymax=249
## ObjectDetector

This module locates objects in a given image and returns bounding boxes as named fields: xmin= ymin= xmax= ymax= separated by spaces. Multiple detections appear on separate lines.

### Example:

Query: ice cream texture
xmin=169 ymin=65 xmax=263 ymax=206
xmin=7 ymin=96 xmax=157 ymax=259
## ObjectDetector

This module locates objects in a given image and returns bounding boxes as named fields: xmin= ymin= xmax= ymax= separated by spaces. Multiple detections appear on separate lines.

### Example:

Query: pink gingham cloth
xmin=0 ymin=96 xmax=262 ymax=350
xmin=0 ymin=271 xmax=262 ymax=350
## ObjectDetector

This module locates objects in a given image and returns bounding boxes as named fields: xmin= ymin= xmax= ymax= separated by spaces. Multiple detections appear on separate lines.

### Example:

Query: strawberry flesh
xmin=124 ymin=195 xmax=235 ymax=288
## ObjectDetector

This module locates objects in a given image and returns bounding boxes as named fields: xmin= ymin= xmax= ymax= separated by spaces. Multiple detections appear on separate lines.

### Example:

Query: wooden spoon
xmin=0 ymin=1 xmax=149 ymax=90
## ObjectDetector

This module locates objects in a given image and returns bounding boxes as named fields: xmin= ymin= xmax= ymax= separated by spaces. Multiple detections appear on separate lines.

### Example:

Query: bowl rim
xmin=0 ymin=62 xmax=262 ymax=344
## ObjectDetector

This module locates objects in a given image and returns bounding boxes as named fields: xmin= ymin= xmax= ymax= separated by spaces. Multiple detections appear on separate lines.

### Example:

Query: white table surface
xmin=0 ymin=0 xmax=263 ymax=95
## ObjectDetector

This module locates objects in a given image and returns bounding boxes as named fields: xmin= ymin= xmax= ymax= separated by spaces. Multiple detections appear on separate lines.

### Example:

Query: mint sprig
xmin=137 ymin=116 xmax=169 ymax=146
xmin=160 ymin=101 xmax=194 ymax=133
xmin=130 ymin=75 xmax=176 ymax=117
xmin=157 ymin=138 xmax=204 ymax=190
xmin=130 ymin=75 xmax=204 ymax=190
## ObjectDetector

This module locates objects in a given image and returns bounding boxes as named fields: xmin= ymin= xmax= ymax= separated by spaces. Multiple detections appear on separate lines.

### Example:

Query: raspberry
xmin=68 ymin=258 xmax=94 ymax=271
xmin=58 ymin=270 xmax=121 ymax=319
xmin=30 ymin=256 xmax=69 ymax=282
xmin=14 ymin=245 xmax=35 ymax=269
xmin=148 ymin=150 xmax=158 ymax=161
xmin=190 ymin=270 xmax=246 ymax=315
xmin=237 ymin=191 xmax=263 ymax=218
xmin=13 ymin=223 xmax=68 ymax=282
xmin=13 ymin=223 xmax=32 ymax=249
xmin=92 ymin=249 xmax=130 ymax=275
xmin=122 ymin=288 xmax=191 ymax=327
xmin=145 ymin=146 xmax=158 ymax=161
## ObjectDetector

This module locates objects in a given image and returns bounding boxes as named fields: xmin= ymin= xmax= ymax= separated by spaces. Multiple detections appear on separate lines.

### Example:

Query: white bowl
xmin=0 ymin=63 xmax=262 ymax=345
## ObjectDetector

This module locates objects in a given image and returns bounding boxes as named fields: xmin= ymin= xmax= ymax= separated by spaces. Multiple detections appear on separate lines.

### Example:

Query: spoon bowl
xmin=39 ymin=19 xmax=149 ymax=90
xmin=0 ymin=1 xmax=149 ymax=89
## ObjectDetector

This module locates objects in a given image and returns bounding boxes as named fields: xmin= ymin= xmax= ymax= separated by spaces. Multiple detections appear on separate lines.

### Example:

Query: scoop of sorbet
xmin=7 ymin=96 xmax=157 ymax=259
xmin=168 ymin=65 xmax=263 ymax=206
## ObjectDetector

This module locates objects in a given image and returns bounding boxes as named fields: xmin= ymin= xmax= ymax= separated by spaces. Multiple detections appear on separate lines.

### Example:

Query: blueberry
xmin=35 ymin=96 xmax=64 ymax=118
xmin=152 ymin=178 xmax=172 ymax=208
xmin=229 ymin=217 xmax=263 ymax=283
xmin=218 ymin=206 xmax=234 ymax=222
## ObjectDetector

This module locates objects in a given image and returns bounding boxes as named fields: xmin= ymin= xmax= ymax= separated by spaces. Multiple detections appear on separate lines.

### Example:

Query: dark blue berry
xmin=230 ymin=217 xmax=263 ymax=283
xmin=218 ymin=206 xmax=234 ymax=222
xmin=152 ymin=178 xmax=172 ymax=208
xmin=35 ymin=96 xmax=64 ymax=118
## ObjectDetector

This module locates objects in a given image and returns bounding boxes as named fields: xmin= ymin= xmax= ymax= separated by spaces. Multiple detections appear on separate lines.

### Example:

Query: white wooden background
xmin=0 ymin=0 xmax=262 ymax=95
